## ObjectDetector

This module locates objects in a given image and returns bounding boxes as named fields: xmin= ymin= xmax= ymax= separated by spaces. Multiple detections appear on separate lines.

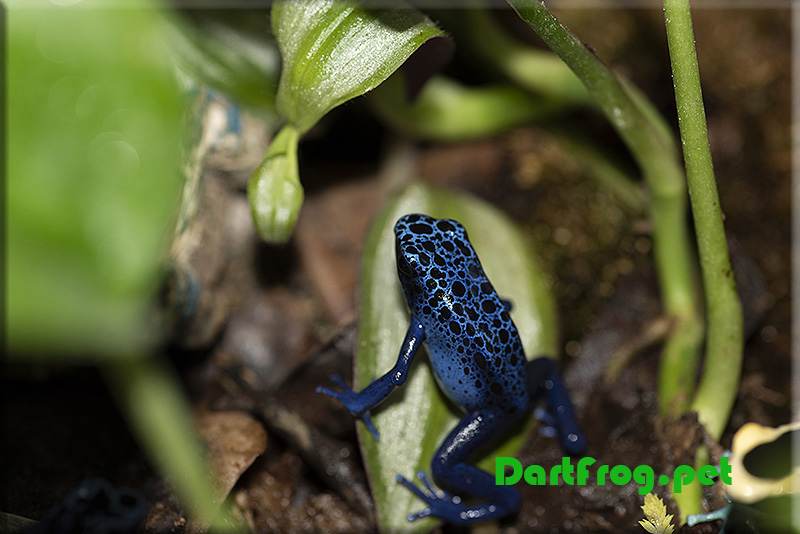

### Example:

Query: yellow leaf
xmin=640 ymin=493 xmax=675 ymax=534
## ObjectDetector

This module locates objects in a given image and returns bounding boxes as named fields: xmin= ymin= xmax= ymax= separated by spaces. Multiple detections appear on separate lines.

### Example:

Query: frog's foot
xmin=396 ymin=471 xmax=470 ymax=523
xmin=316 ymin=375 xmax=380 ymax=440
xmin=533 ymin=406 xmax=557 ymax=429
xmin=527 ymin=358 xmax=586 ymax=455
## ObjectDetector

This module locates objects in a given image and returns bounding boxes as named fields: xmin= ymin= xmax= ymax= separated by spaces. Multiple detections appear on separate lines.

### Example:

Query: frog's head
xmin=393 ymin=213 xmax=471 ymax=300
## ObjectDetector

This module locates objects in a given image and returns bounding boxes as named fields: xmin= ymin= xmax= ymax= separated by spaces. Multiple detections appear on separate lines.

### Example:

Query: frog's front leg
xmin=527 ymin=357 xmax=586 ymax=455
xmin=317 ymin=317 xmax=425 ymax=439
xmin=398 ymin=407 xmax=522 ymax=524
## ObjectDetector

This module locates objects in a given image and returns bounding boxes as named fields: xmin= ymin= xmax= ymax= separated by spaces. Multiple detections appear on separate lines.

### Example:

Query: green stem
xmin=506 ymin=0 xmax=703 ymax=413
xmin=672 ymin=448 xmax=708 ymax=520
xmin=663 ymin=0 xmax=743 ymax=441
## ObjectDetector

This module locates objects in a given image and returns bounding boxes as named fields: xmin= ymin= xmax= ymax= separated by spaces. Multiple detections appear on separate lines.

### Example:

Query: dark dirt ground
xmin=1 ymin=7 xmax=792 ymax=534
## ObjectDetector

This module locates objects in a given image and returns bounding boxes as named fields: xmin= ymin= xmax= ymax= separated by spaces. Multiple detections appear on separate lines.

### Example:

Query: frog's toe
xmin=316 ymin=375 xmax=355 ymax=402
xmin=396 ymin=472 xmax=439 ymax=500
xmin=397 ymin=472 xmax=466 ymax=523
xmin=315 ymin=385 xmax=338 ymax=398
xmin=329 ymin=374 xmax=350 ymax=390
xmin=416 ymin=471 xmax=449 ymax=498
xmin=362 ymin=412 xmax=380 ymax=441
xmin=533 ymin=406 xmax=558 ymax=428
xmin=407 ymin=507 xmax=433 ymax=522
xmin=316 ymin=385 xmax=352 ymax=408
xmin=395 ymin=474 xmax=420 ymax=496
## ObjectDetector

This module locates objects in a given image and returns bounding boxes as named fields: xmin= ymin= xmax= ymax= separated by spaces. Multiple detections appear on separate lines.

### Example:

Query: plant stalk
xmin=662 ymin=0 xmax=743 ymax=441
xmin=506 ymin=0 xmax=703 ymax=413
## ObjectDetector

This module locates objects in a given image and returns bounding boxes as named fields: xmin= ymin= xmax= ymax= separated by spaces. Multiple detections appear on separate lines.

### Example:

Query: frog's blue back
xmin=393 ymin=214 xmax=529 ymax=414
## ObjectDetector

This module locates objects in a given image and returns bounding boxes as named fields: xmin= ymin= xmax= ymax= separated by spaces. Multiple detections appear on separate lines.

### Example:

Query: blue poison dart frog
xmin=317 ymin=213 xmax=586 ymax=524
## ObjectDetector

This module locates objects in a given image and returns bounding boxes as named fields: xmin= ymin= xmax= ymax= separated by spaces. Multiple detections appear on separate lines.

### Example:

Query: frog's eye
xmin=437 ymin=219 xmax=468 ymax=239
xmin=435 ymin=219 xmax=457 ymax=233
xmin=398 ymin=252 xmax=414 ymax=277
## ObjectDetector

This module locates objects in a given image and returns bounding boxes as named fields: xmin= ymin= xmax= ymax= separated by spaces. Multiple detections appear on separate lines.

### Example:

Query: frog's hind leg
xmin=397 ymin=408 xmax=521 ymax=524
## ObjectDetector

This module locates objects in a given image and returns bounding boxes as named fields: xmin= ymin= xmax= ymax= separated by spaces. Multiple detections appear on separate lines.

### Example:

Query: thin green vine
xmin=505 ymin=0 xmax=704 ymax=415
xmin=663 ymin=0 xmax=744 ymax=519
xmin=663 ymin=0 xmax=743 ymax=443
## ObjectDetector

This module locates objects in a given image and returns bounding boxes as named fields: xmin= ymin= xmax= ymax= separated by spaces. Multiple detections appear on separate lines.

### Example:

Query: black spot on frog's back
xmin=410 ymin=223 xmax=433 ymax=234
xmin=451 ymin=281 xmax=466 ymax=297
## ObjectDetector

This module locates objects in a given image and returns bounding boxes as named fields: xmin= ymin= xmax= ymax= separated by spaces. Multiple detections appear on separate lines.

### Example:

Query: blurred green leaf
xmin=169 ymin=10 xmax=280 ymax=113
xmin=7 ymin=1 xmax=182 ymax=359
xmin=370 ymin=74 xmax=554 ymax=141
xmin=357 ymin=182 xmax=557 ymax=532
xmin=272 ymin=0 xmax=448 ymax=134
xmin=458 ymin=8 xmax=590 ymax=106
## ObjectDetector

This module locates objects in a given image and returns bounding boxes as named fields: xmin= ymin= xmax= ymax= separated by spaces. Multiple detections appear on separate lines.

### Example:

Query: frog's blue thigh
xmin=428 ymin=407 xmax=522 ymax=523
xmin=527 ymin=357 xmax=586 ymax=455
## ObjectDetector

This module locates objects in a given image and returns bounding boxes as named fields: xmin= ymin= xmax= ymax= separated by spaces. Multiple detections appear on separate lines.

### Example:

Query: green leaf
xmin=7 ymin=2 xmax=182 ymax=359
xmin=272 ymin=0 xmax=448 ymax=134
xmin=168 ymin=10 xmax=281 ymax=113
xmin=357 ymin=182 xmax=557 ymax=532
xmin=370 ymin=74 xmax=554 ymax=142
xmin=247 ymin=124 xmax=303 ymax=243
